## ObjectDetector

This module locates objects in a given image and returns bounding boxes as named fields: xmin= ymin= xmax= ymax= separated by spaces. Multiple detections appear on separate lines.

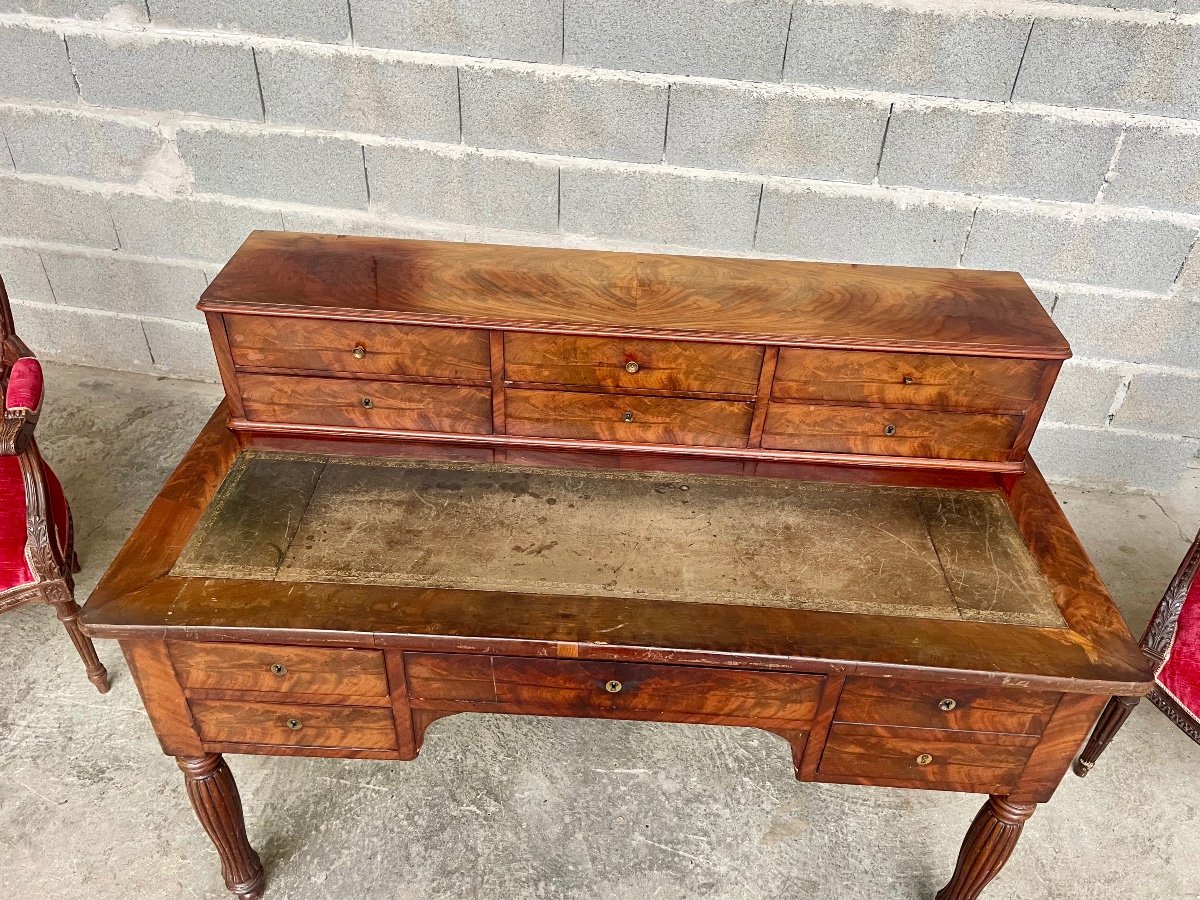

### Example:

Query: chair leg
xmin=70 ymin=550 xmax=82 ymax=574
xmin=1073 ymin=695 xmax=1140 ymax=777
xmin=44 ymin=582 xmax=110 ymax=694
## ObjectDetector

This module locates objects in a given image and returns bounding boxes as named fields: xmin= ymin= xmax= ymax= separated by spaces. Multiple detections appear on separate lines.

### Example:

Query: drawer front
xmin=406 ymin=654 xmax=824 ymax=724
xmin=505 ymin=333 xmax=764 ymax=396
xmin=818 ymin=723 xmax=1036 ymax=792
xmin=239 ymin=374 xmax=493 ymax=433
xmin=170 ymin=642 xmax=389 ymax=698
xmin=225 ymin=314 xmax=491 ymax=381
xmin=835 ymin=677 xmax=1060 ymax=735
xmin=190 ymin=699 xmax=398 ymax=750
xmin=773 ymin=349 xmax=1045 ymax=411
xmin=761 ymin=402 xmax=1021 ymax=461
xmin=506 ymin=388 xmax=753 ymax=448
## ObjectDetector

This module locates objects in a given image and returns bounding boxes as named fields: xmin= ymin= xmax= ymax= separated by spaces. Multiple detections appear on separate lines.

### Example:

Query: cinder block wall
xmin=1 ymin=0 xmax=1198 ymax=491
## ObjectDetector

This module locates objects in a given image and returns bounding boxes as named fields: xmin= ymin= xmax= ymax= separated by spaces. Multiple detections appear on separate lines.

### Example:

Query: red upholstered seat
xmin=0 ymin=453 xmax=70 ymax=592
xmin=1156 ymin=569 xmax=1200 ymax=730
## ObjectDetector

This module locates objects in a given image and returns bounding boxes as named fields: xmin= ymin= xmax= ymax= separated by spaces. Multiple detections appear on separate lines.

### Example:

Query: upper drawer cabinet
xmin=224 ymin=315 xmax=492 ymax=382
xmin=773 ymin=349 xmax=1045 ymax=412
xmin=170 ymin=642 xmax=389 ymax=699
xmin=505 ymin=333 xmax=764 ymax=396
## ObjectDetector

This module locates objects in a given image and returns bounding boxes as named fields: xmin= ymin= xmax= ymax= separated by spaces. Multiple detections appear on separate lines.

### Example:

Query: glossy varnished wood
xmin=170 ymin=642 xmax=389 ymax=698
xmin=834 ymin=677 xmax=1061 ymax=735
xmin=191 ymin=698 xmax=398 ymax=750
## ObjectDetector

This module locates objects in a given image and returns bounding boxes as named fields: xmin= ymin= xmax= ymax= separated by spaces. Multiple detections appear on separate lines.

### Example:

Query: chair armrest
xmin=1 ymin=357 xmax=42 ymax=455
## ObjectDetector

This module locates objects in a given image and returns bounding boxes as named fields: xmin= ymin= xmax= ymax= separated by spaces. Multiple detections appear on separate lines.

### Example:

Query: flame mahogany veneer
xmin=81 ymin=233 xmax=1152 ymax=900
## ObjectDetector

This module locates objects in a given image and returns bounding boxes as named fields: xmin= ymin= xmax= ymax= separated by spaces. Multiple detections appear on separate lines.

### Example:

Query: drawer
xmin=761 ymin=402 xmax=1021 ymax=461
xmin=170 ymin=642 xmax=389 ymax=699
xmin=834 ymin=677 xmax=1060 ymax=736
xmin=773 ymin=349 xmax=1045 ymax=411
xmin=239 ymin=374 xmax=493 ymax=434
xmin=818 ymin=723 xmax=1037 ymax=793
xmin=506 ymin=388 xmax=753 ymax=448
xmin=224 ymin=314 xmax=491 ymax=381
xmin=190 ymin=699 xmax=398 ymax=750
xmin=505 ymin=333 xmax=763 ymax=396
xmin=406 ymin=654 xmax=824 ymax=725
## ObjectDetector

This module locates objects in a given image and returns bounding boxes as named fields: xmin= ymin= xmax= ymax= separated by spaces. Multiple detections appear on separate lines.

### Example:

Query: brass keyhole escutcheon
xmin=622 ymin=411 xmax=634 ymax=423
xmin=938 ymin=698 xmax=957 ymax=712
xmin=902 ymin=375 xmax=914 ymax=385
xmin=625 ymin=360 xmax=640 ymax=374
xmin=271 ymin=663 xmax=287 ymax=677
xmin=361 ymin=397 xmax=374 ymax=409
xmin=352 ymin=345 xmax=367 ymax=359
xmin=604 ymin=680 xmax=623 ymax=693
xmin=287 ymin=718 xmax=302 ymax=730
xmin=883 ymin=423 xmax=897 ymax=436
xmin=916 ymin=753 xmax=933 ymax=766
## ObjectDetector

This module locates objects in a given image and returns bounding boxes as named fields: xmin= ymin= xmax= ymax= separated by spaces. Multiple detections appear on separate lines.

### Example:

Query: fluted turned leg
xmin=936 ymin=795 xmax=1036 ymax=900
xmin=46 ymin=585 xmax=109 ymax=694
xmin=177 ymin=754 xmax=266 ymax=900
xmin=1073 ymin=695 xmax=1139 ymax=777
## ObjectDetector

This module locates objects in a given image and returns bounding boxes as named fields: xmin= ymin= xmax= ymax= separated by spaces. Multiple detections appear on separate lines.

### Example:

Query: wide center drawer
xmin=238 ymin=374 xmax=493 ymax=434
xmin=505 ymin=388 xmax=753 ymax=448
xmin=504 ymin=333 xmax=764 ymax=396
xmin=170 ymin=642 xmax=389 ymax=699
xmin=406 ymin=654 xmax=824 ymax=725
xmin=190 ymin=698 xmax=398 ymax=750
xmin=224 ymin=314 xmax=492 ymax=381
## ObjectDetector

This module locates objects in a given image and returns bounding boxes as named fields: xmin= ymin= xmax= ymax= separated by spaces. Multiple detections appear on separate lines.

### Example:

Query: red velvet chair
xmin=1 ymin=274 xmax=109 ymax=693
xmin=1075 ymin=528 xmax=1200 ymax=773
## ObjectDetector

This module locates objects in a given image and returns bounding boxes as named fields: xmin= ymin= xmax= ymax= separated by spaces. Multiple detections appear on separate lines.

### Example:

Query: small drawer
xmin=761 ymin=402 xmax=1021 ymax=461
xmin=191 ymin=699 xmax=397 ymax=750
xmin=773 ymin=349 xmax=1045 ymax=412
xmin=406 ymin=654 xmax=824 ymax=725
xmin=238 ymin=374 xmax=493 ymax=434
xmin=505 ymin=333 xmax=763 ymax=396
xmin=224 ymin=315 xmax=491 ymax=381
xmin=170 ymin=642 xmax=389 ymax=699
xmin=834 ymin=677 xmax=1060 ymax=736
xmin=818 ymin=723 xmax=1037 ymax=793
xmin=505 ymin=388 xmax=753 ymax=448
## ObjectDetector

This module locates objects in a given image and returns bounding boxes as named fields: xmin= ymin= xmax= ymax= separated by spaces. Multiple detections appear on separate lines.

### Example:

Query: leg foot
xmin=1073 ymin=695 xmax=1139 ymax=777
xmin=48 ymin=588 xmax=110 ymax=693
xmin=936 ymin=795 xmax=1036 ymax=900
xmin=177 ymin=754 xmax=266 ymax=900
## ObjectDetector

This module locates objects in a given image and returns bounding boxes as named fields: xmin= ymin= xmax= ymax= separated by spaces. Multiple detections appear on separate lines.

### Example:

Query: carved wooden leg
xmin=177 ymin=755 xmax=266 ymax=900
xmin=935 ymin=795 xmax=1036 ymax=900
xmin=1073 ymin=695 xmax=1139 ymax=777
xmin=46 ymin=584 xmax=110 ymax=694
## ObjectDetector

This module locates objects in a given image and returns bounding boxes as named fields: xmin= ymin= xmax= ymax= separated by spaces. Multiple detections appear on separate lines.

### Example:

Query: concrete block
xmin=281 ymin=207 xmax=472 ymax=241
xmin=39 ymin=251 xmax=208 ymax=322
xmin=142 ymin=318 xmax=219 ymax=380
xmin=354 ymin=0 xmax=562 ymax=63
xmin=1052 ymin=289 xmax=1200 ymax=370
xmin=1105 ymin=126 xmax=1200 ymax=214
xmin=1039 ymin=0 xmax=1174 ymax=10
xmin=69 ymin=32 xmax=262 ymax=121
xmin=367 ymin=145 xmax=557 ymax=232
xmin=565 ymin=0 xmax=792 ymax=81
xmin=1115 ymin=373 xmax=1200 ymax=437
xmin=177 ymin=127 xmax=368 ymax=209
xmin=0 ymin=24 xmax=75 ymax=103
xmin=0 ymin=177 xmax=118 ymax=248
xmin=109 ymin=194 xmax=284 ymax=262
xmin=783 ymin=4 xmax=1030 ymax=102
xmin=0 ymin=108 xmax=166 ymax=185
xmin=879 ymin=106 xmax=1120 ymax=203
xmin=461 ymin=67 xmax=667 ymax=164
xmin=0 ymin=245 xmax=54 ymax=305
xmin=561 ymin=166 xmax=759 ymax=251
xmin=1031 ymin=424 xmax=1197 ymax=492
xmin=8 ymin=298 xmax=153 ymax=371
xmin=257 ymin=47 xmax=458 ymax=142
xmin=961 ymin=208 xmax=1195 ymax=293
xmin=1177 ymin=241 xmax=1200 ymax=302
xmin=666 ymin=82 xmax=888 ymax=183
xmin=1042 ymin=361 xmax=1123 ymax=427
xmin=148 ymin=0 xmax=350 ymax=43
xmin=756 ymin=187 xmax=973 ymax=268
xmin=1014 ymin=18 xmax=1200 ymax=118
xmin=0 ymin=1 xmax=146 ymax=18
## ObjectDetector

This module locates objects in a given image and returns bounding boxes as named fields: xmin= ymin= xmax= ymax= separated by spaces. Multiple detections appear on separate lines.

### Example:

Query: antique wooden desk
xmin=81 ymin=232 xmax=1152 ymax=900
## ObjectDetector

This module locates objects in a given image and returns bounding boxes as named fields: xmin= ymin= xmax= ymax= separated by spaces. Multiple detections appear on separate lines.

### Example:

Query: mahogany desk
xmin=81 ymin=232 xmax=1152 ymax=899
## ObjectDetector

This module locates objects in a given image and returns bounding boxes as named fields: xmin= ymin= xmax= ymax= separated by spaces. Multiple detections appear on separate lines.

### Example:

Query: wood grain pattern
xmin=225 ymin=314 xmax=491 ymax=381
xmin=170 ymin=641 xmax=388 ymax=697
xmin=122 ymin=639 xmax=203 ymax=756
xmin=762 ymin=402 xmax=1022 ymax=461
xmin=936 ymin=796 xmax=1037 ymax=900
xmin=238 ymin=374 xmax=492 ymax=433
xmin=190 ymin=698 xmax=398 ymax=750
xmin=177 ymin=755 xmax=265 ymax=900
xmin=834 ymin=677 xmax=1060 ymax=735
xmin=506 ymin=388 xmax=753 ymax=448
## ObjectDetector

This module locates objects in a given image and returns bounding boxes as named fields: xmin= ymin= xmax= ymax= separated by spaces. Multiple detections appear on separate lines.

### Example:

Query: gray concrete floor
xmin=1 ymin=363 xmax=1198 ymax=900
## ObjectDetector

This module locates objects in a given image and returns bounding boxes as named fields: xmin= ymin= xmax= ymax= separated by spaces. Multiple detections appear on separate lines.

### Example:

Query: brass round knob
xmin=604 ymin=680 xmax=623 ymax=693
xmin=938 ymin=698 xmax=957 ymax=712
xmin=625 ymin=360 xmax=640 ymax=374
xmin=902 ymin=375 xmax=914 ymax=385
xmin=883 ymin=423 xmax=897 ymax=436
xmin=916 ymin=753 xmax=933 ymax=766
xmin=352 ymin=345 xmax=366 ymax=359
xmin=287 ymin=718 xmax=302 ymax=730
xmin=622 ymin=411 xmax=634 ymax=423
xmin=361 ymin=397 xmax=374 ymax=409
xmin=270 ymin=663 xmax=287 ymax=677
